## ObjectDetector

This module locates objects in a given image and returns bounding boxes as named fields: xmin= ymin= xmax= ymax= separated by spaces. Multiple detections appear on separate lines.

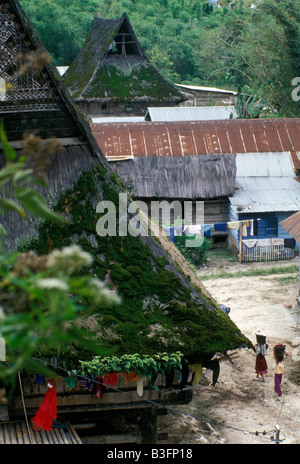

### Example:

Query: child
xmin=253 ymin=331 xmax=268 ymax=382
xmin=273 ymin=344 xmax=288 ymax=396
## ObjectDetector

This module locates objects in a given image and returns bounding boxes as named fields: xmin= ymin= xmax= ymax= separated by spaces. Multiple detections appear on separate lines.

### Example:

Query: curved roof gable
xmin=63 ymin=13 xmax=184 ymax=104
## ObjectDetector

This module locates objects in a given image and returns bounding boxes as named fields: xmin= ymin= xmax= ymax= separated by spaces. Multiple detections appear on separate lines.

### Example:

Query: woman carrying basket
xmin=253 ymin=331 xmax=268 ymax=382
xmin=273 ymin=344 xmax=288 ymax=396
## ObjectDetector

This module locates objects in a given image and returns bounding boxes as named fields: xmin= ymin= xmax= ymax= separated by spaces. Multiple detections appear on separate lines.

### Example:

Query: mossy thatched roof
xmin=63 ymin=13 xmax=184 ymax=104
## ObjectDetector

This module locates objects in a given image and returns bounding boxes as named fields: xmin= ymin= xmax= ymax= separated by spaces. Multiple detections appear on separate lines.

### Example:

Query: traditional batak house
xmin=62 ymin=13 xmax=185 ymax=120
xmin=0 ymin=0 xmax=251 ymax=444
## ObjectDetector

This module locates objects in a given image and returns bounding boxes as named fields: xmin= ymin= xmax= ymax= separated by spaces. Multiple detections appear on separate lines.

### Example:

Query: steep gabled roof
xmin=63 ymin=13 xmax=184 ymax=104
xmin=0 ymin=0 xmax=251 ymax=362
xmin=0 ymin=0 xmax=105 ymax=163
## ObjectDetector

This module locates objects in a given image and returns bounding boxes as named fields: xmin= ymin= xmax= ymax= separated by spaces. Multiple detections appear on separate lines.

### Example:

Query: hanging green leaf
xmin=0 ymin=120 xmax=17 ymax=162
xmin=0 ymin=198 xmax=26 ymax=219
xmin=15 ymin=187 xmax=68 ymax=223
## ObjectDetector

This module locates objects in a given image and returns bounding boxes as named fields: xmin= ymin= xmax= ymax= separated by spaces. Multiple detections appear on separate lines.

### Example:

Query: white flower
xmin=89 ymin=278 xmax=121 ymax=305
xmin=90 ymin=278 xmax=105 ymax=291
xmin=36 ymin=278 xmax=69 ymax=291
xmin=47 ymin=245 xmax=93 ymax=274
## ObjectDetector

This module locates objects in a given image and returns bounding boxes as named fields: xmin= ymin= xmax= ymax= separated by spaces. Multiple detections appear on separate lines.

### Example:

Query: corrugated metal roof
xmin=145 ymin=106 xmax=237 ymax=121
xmin=92 ymin=116 xmax=145 ymax=123
xmin=175 ymin=84 xmax=237 ymax=95
xmin=280 ymin=211 xmax=300 ymax=242
xmin=230 ymin=152 xmax=300 ymax=213
xmin=236 ymin=152 xmax=295 ymax=177
xmin=91 ymin=119 xmax=300 ymax=161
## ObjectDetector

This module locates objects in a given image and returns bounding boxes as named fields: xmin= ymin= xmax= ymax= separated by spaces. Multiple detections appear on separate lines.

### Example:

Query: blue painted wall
xmin=227 ymin=206 xmax=299 ymax=251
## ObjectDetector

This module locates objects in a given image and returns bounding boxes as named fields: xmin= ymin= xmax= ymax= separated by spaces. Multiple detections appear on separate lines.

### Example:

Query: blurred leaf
xmin=15 ymin=188 xmax=67 ymax=223
xmin=0 ymin=198 xmax=26 ymax=219
xmin=0 ymin=120 xmax=17 ymax=161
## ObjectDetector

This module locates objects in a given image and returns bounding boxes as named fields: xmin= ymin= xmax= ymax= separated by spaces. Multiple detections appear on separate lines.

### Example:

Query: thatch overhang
xmin=111 ymin=153 xmax=236 ymax=200
xmin=63 ymin=13 xmax=185 ymax=106
xmin=0 ymin=0 xmax=251 ymax=367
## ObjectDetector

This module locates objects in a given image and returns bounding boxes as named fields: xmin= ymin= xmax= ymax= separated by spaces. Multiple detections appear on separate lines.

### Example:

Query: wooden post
xmin=239 ymin=222 xmax=242 ymax=264
xmin=140 ymin=407 xmax=158 ymax=444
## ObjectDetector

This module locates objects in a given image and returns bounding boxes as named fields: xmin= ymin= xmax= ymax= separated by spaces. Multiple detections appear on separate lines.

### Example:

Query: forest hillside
xmin=19 ymin=0 xmax=300 ymax=117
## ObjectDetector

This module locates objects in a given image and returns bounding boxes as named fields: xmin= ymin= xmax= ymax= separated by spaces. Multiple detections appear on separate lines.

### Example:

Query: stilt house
xmin=0 ymin=0 xmax=251 ymax=444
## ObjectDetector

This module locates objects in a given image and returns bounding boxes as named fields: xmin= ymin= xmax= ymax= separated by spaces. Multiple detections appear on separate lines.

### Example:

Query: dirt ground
xmin=158 ymin=255 xmax=300 ymax=445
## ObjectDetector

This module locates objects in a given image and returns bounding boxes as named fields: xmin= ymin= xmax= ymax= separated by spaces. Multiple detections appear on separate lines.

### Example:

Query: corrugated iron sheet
xmin=230 ymin=152 xmax=300 ymax=213
xmin=145 ymin=106 xmax=237 ymax=121
xmin=91 ymin=119 xmax=300 ymax=161
xmin=280 ymin=211 xmax=300 ymax=242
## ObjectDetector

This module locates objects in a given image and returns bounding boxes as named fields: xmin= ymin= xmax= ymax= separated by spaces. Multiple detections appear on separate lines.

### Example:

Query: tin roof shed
xmin=230 ymin=152 xmax=300 ymax=213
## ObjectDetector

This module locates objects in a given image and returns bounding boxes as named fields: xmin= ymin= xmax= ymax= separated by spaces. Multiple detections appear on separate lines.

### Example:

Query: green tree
xmin=20 ymin=0 xmax=99 ymax=64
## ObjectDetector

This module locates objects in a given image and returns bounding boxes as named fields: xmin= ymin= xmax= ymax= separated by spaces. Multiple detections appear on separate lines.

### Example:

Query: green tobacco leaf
xmin=15 ymin=188 xmax=67 ymax=223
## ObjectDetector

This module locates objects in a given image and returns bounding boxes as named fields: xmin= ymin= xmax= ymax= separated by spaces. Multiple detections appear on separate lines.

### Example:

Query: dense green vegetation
xmin=20 ymin=0 xmax=300 ymax=117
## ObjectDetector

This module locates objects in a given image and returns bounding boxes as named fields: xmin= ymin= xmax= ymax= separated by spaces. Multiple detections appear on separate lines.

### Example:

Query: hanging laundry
xmin=189 ymin=363 xmax=203 ymax=386
xmin=272 ymin=238 xmax=284 ymax=246
xmin=187 ymin=368 xmax=194 ymax=383
xmin=78 ymin=376 xmax=94 ymax=392
xmin=183 ymin=225 xmax=202 ymax=236
xmin=242 ymin=239 xmax=257 ymax=249
xmin=179 ymin=361 xmax=189 ymax=388
xmin=163 ymin=226 xmax=175 ymax=243
xmin=64 ymin=375 xmax=76 ymax=389
xmin=149 ymin=374 xmax=158 ymax=390
xmin=175 ymin=369 xmax=182 ymax=383
xmin=257 ymin=239 xmax=271 ymax=248
xmin=284 ymin=238 xmax=296 ymax=249
xmin=95 ymin=376 xmax=106 ymax=399
xmin=249 ymin=219 xmax=254 ymax=236
xmin=137 ymin=376 xmax=147 ymax=396
xmin=241 ymin=221 xmax=248 ymax=237
xmin=202 ymin=359 xmax=220 ymax=386
xmin=31 ymin=379 xmax=57 ymax=431
xmin=35 ymin=374 xmax=45 ymax=384
xmin=174 ymin=226 xmax=184 ymax=236
xmin=227 ymin=221 xmax=240 ymax=230
xmin=202 ymin=224 xmax=214 ymax=237
xmin=214 ymin=223 xmax=227 ymax=232
xmin=121 ymin=372 xmax=139 ymax=384
xmin=165 ymin=370 xmax=175 ymax=388
xmin=102 ymin=373 xmax=118 ymax=387
xmin=253 ymin=219 xmax=258 ymax=235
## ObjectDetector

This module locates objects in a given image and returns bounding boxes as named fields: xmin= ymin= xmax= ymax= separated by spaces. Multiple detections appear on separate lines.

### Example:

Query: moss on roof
xmin=63 ymin=13 xmax=184 ymax=104
xmin=24 ymin=167 xmax=252 ymax=363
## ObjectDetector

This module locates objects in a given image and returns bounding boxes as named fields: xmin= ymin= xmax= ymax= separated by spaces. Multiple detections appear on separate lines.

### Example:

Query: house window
xmin=265 ymin=217 xmax=278 ymax=237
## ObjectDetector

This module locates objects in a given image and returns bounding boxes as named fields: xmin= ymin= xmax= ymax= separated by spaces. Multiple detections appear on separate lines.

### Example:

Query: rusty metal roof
xmin=280 ymin=211 xmax=300 ymax=243
xmin=91 ymin=118 xmax=300 ymax=161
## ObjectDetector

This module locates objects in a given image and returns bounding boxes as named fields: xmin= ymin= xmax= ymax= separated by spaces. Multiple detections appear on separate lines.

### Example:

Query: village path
xmin=158 ymin=256 xmax=300 ymax=445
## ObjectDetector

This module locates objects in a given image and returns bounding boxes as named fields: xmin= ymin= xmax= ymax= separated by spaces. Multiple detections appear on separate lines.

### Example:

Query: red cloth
xmin=32 ymin=382 xmax=57 ymax=431
xmin=255 ymin=354 xmax=268 ymax=374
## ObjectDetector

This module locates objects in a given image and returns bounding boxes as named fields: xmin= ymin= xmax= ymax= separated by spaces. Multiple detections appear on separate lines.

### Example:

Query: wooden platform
xmin=0 ymin=420 xmax=82 ymax=444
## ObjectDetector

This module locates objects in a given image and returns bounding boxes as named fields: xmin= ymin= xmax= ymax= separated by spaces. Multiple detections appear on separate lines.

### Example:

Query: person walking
xmin=253 ymin=331 xmax=268 ymax=382
xmin=273 ymin=344 xmax=288 ymax=396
